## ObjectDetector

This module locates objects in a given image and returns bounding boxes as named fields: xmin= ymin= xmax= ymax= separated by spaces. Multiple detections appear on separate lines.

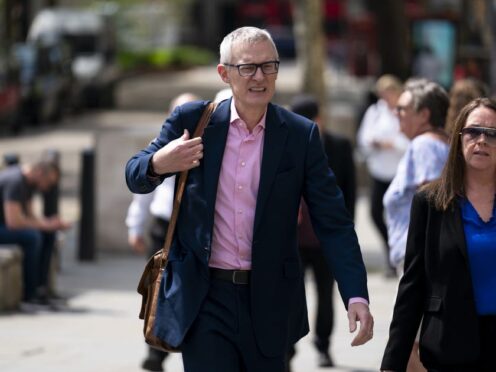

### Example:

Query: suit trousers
xmin=299 ymin=246 xmax=334 ymax=351
xmin=181 ymin=277 xmax=286 ymax=372
xmin=370 ymin=177 xmax=395 ymax=271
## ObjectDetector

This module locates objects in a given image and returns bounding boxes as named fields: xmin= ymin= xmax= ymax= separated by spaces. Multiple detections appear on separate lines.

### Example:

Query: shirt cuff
xmin=348 ymin=297 xmax=369 ymax=307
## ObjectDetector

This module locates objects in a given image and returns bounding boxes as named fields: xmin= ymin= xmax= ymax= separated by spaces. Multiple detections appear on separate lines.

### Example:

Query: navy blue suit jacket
xmin=125 ymin=98 xmax=369 ymax=357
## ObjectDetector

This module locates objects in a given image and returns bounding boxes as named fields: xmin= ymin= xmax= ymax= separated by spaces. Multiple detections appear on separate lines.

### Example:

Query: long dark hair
xmin=422 ymin=97 xmax=496 ymax=210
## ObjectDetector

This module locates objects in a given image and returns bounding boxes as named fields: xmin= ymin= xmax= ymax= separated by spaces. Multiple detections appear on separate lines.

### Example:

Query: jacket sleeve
xmin=125 ymin=101 xmax=207 ymax=194
xmin=303 ymin=123 xmax=368 ymax=307
xmin=381 ymin=192 xmax=429 ymax=372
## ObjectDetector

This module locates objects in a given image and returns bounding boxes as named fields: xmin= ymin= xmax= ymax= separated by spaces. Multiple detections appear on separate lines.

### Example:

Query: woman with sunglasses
xmin=381 ymin=97 xmax=496 ymax=372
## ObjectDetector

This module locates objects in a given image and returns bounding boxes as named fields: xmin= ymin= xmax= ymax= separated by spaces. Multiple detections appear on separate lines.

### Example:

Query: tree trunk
xmin=476 ymin=0 xmax=496 ymax=92
xmin=291 ymin=0 xmax=328 ymax=126
xmin=486 ymin=0 xmax=496 ymax=93
xmin=370 ymin=0 xmax=408 ymax=79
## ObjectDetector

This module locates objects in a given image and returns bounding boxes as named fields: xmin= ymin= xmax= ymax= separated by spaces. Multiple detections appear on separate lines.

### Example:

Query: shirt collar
xmin=230 ymin=98 xmax=267 ymax=130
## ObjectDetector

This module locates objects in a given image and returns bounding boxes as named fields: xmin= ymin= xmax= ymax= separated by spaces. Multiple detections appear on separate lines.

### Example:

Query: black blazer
xmin=381 ymin=191 xmax=480 ymax=371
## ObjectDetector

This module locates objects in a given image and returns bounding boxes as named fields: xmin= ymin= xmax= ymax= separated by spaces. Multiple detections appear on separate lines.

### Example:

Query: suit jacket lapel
xmin=202 ymin=100 xmax=230 ymax=220
xmin=253 ymin=104 xmax=288 ymax=235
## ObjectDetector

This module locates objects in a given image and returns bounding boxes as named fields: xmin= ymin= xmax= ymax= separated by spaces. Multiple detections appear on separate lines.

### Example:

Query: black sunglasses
xmin=460 ymin=126 xmax=496 ymax=147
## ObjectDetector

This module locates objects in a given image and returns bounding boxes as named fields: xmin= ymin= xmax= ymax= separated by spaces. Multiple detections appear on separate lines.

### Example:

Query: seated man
xmin=0 ymin=160 xmax=69 ymax=304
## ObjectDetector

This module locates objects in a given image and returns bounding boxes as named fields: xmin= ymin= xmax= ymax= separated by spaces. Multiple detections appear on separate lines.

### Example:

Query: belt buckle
xmin=232 ymin=270 xmax=243 ymax=284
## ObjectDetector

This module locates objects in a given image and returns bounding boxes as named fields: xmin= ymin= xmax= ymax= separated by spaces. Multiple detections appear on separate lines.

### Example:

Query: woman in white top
xmin=357 ymin=75 xmax=409 ymax=277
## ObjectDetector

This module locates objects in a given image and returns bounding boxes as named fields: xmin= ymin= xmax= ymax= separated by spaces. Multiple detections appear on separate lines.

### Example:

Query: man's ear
xmin=419 ymin=107 xmax=430 ymax=123
xmin=217 ymin=64 xmax=230 ymax=83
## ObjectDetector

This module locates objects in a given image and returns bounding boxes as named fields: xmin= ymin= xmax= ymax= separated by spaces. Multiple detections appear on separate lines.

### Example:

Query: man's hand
xmin=348 ymin=302 xmax=374 ymax=346
xmin=372 ymin=140 xmax=394 ymax=150
xmin=151 ymin=129 xmax=203 ymax=174
xmin=128 ymin=234 xmax=146 ymax=255
xmin=43 ymin=216 xmax=71 ymax=231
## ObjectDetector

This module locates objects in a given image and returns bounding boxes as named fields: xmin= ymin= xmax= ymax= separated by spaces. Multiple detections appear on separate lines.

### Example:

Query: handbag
xmin=137 ymin=101 xmax=217 ymax=352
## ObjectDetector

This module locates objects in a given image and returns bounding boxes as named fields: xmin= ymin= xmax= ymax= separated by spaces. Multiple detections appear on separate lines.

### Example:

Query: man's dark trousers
xmin=300 ymin=247 xmax=334 ymax=352
xmin=181 ymin=278 xmax=286 ymax=372
xmin=0 ymin=226 xmax=42 ymax=300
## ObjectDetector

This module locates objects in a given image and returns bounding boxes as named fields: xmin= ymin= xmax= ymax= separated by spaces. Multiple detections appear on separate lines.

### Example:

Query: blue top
xmin=383 ymin=134 xmax=449 ymax=267
xmin=461 ymin=197 xmax=496 ymax=315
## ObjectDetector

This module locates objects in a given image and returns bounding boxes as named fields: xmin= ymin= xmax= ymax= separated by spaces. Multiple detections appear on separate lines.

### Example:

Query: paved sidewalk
xmin=0 ymin=195 xmax=397 ymax=372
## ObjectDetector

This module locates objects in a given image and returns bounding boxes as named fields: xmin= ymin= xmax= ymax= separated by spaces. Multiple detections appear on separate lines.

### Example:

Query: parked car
xmin=0 ymin=51 xmax=22 ymax=134
xmin=28 ymin=8 xmax=120 ymax=108
xmin=13 ymin=38 xmax=74 ymax=124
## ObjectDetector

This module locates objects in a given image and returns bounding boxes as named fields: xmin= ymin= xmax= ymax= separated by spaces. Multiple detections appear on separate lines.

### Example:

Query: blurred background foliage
xmin=91 ymin=0 xmax=215 ymax=71
xmin=117 ymin=46 xmax=215 ymax=71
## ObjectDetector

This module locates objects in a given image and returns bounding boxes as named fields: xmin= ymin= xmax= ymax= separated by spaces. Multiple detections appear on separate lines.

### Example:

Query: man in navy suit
xmin=125 ymin=26 xmax=373 ymax=372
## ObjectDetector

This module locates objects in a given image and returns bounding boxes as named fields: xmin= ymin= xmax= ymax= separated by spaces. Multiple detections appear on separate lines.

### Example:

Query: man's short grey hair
xmin=404 ymin=77 xmax=449 ymax=129
xmin=219 ymin=26 xmax=279 ymax=64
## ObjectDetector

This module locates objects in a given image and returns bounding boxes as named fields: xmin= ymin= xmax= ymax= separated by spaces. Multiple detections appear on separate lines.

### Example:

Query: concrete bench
xmin=0 ymin=245 xmax=23 ymax=311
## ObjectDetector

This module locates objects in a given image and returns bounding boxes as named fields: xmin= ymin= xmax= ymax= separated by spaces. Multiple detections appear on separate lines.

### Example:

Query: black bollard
xmin=78 ymin=148 xmax=96 ymax=261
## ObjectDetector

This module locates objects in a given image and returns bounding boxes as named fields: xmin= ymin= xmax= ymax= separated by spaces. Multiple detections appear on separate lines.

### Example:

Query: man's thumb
xmin=182 ymin=129 xmax=190 ymax=139
xmin=348 ymin=312 xmax=357 ymax=333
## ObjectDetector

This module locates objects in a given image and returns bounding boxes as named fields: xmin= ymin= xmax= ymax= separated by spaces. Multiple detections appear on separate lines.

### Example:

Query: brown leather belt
xmin=210 ymin=268 xmax=251 ymax=285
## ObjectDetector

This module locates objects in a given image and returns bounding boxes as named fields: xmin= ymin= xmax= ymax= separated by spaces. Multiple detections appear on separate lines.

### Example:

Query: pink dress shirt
xmin=209 ymin=99 xmax=265 ymax=270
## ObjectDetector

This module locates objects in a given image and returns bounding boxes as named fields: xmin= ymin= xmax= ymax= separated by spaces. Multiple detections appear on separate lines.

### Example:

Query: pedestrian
xmin=357 ymin=74 xmax=409 ymax=278
xmin=445 ymin=78 xmax=488 ymax=135
xmin=0 ymin=160 xmax=70 ymax=305
xmin=383 ymin=78 xmax=450 ymax=372
xmin=381 ymin=98 xmax=496 ymax=372
xmin=125 ymin=92 xmax=199 ymax=372
xmin=214 ymin=88 xmax=232 ymax=103
xmin=286 ymin=94 xmax=357 ymax=369
xmin=125 ymin=26 xmax=373 ymax=372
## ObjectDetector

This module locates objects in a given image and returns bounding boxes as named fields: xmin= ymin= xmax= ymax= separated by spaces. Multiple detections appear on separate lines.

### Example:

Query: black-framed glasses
xmin=224 ymin=60 xmax=280 ymax=77
xmin=460 ymin=126 xmax=496 ymax=147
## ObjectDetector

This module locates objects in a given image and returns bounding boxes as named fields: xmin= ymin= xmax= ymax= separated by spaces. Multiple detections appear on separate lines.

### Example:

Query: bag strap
xmin=160 ymin=101 xmax=217 ymax=266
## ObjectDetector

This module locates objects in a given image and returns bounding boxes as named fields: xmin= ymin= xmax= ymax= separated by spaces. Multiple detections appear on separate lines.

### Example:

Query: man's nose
xmin=252 ymin=66 xmax=265 ymax=80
